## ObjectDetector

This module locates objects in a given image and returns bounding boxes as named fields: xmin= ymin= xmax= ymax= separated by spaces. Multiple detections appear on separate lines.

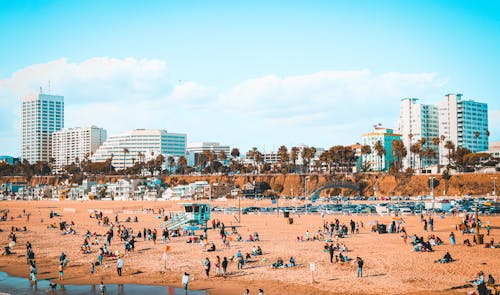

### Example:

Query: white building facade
xmin=397 ymin=98 xmax=439 ymax=169
xmin=438 ymin=93 xmax=489 ymax=164
xmin=91 ymin=129 xmax=187 ymax=169
xmin=51 ymin=126 xmax=107 ymax=172
xmin=21 ymin=93 xmax=64 ymax=163
xmin=187 ymin=142 xmax=230 ymax=166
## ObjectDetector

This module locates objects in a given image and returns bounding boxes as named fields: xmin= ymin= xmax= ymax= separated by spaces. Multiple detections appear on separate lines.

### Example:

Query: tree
xmin=301 ymin=147 xmax=316 ymax=173
xmin=123 ymin=148 xmax=129 ymax=171
xmin=391 ymin=140 xmax=407 ymax=173
xmin=444 ymin=140 xmax=455 ymax=168
xmin=432 ymin=137 xmax=441 ymax=171
xmin=290 ymin=147 xmax=299 ymax=172
xmin=177 ymin=156 xmax=187 ymax=174
xmin=451 ymin=146 xmax=472 ymax=172
xmin=360 ymin=145 xmax=372 ymax=172
xmin=278 ymin=145 xmax=289 ymax=166
xmin=168 ymin=156 xmax=175 ymax=174
xmin=474 ymin=131 xmax=480 ymax=152
xmin=230 ymin=148 xmax=240 ymax=158
xmin=218 ymin=150 xmax=227 ymax=162
xmin=374 ymin=141 xmax=385 ymax=172
xmin=196 ymin=153 xmax=208 ymax=172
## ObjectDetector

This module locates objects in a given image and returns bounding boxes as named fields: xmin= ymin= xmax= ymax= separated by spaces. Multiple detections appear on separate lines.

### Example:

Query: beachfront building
xmin=91 ymin=129 xmax=187 ymax=170
xmin=438 ymin=94 xmax=489 ymax=164
xmin=0 ymin=156 xmax=21 ymax=165
xmin=485 ymin=141 xmax=500 ymax=158
xmin=21 ymin=92 xmax=64 ymax=163
xmin=51 ymin=126 xmax=107 ymax=172
xmin=361 ymin=125 xmax=401 ymax=172
xmin=397 ymin=98 xmax=439 ymax=170
xmin=186 ymin=142 xmax=230 ymax=166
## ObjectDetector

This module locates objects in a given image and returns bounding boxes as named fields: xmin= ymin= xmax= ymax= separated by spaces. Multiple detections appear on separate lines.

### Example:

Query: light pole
xmin=492 ymin=177 xmax=497 ymax=197
xmin=305 ymin=176 xmax=309 ymax=215
xmin=429 ymin=177 xmax=435 ymax=212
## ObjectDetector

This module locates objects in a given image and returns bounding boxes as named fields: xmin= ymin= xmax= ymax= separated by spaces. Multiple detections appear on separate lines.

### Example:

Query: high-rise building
xmin=397 ymin=98 xmax=439 ymax=169
xmin=361 ymin=125 xmax=401 ymax=172
xmin=21 ymin=92 xmax=64 ymax=163
xmin=438 ymin=93 xmax=488 ymax=164
xmin=52 ymin=126 xmax=107 ymax=172
xmin=186 ymin=142 xmax=230 ymax=166
xmin=91 ymin=129 xmax=187 ymax=169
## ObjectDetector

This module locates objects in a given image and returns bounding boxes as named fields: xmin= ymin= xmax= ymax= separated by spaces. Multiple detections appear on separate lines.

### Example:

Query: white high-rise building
xmin=91 ymin=129 xmax=187 ymax=170
xmin=397 ymin=98 xmax=439 ymax=169
xmin=52 ymin=126 xmax=107 ymax=172
xmin=21 ymin=92 xmax=64 ymax=163
xmin=438 ymin=94 xmax=488 ymax=163
xmin=187 ymin=142 xmax=230 ymax=166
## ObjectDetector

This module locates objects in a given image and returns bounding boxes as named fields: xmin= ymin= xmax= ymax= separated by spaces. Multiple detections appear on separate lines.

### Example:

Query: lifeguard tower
xmin=160 ymin=203 xmax=211 ymax=231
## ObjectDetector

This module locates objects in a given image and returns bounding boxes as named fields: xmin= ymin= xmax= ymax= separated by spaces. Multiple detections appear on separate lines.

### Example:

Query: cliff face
xmin=1 ymin=173 xmax=498 ymax=197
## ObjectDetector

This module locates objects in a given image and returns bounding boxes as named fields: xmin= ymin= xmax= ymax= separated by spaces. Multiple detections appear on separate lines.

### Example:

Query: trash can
xmin=377 ymin=224 xmax=387 ymax=234
xmin=478 ymin=234 xmax=484 ymax=244
xmin=283 ymin=211 xmax=290 ymax=218
xmin=288 ymin=217 xmax=294 ymax=224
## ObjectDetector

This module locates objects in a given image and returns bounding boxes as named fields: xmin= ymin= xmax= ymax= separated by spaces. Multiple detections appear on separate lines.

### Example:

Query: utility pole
xmin=475 ymin=205 xmax=480 ymax=244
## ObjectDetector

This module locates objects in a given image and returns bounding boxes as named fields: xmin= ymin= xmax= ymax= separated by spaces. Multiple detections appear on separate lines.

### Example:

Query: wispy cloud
xmin=0 ymin=57 xmax=462 ymax=155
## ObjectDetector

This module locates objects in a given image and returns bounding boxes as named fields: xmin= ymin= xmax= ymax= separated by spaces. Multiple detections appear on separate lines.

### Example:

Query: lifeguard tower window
xmin=184 ymin=205 xmax=200 ymax=213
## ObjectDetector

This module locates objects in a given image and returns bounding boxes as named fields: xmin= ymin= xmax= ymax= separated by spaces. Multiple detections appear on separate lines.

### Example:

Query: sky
xmin=1 ymin=0 xmax=499 ymax=157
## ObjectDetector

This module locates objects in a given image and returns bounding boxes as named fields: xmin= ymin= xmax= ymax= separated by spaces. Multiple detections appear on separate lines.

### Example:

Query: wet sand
xmin=0 ymin=200 xmax=498 ymax=294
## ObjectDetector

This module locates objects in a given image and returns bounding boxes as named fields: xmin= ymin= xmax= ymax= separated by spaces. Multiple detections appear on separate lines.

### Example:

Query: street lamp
xmin=492 ymin=177 xmax=497 ymax=197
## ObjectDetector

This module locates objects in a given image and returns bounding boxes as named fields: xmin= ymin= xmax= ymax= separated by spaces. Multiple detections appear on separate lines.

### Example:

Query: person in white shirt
xmin=182 ymin=272 xmax=190 ymax=294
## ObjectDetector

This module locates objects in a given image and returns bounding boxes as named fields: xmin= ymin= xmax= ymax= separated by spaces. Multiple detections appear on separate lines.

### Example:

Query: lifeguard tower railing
xmin=160 ymin=203 xmax=211 ymax=231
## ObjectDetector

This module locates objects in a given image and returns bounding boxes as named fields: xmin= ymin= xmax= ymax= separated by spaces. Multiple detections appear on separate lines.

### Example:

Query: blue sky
xmin=1 ymin=0 xmax=499 ymax=156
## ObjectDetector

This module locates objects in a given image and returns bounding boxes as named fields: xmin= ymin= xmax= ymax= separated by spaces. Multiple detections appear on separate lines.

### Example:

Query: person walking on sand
xmin=356 ymin=257 xmax=364 ymax=278
xmin=222 ymin=257 xmax=228 ymax=277
xmin=258 ymin=289 xmax=264 ymax=295
xmin=117 ymin=257 xmax=123 ymax=276
xmin=58 ymin=262 xmax=64 ymax=280
xmin=182 ymin=272 xmax=190 ymax=294
xmin=203 ymin=257 xmax=211 ymax=278
xmin=329 ymin=243 xmax=334 ymax=263
xmin=90 ymin=262 xmax=95 ymax=276
xmin=244 ymin=289 xmax=250 ymax=295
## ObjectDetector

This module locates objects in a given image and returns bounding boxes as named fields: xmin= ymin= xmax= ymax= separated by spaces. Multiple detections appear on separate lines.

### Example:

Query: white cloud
xmin=0 ymin=57 xmax=467 ymax=156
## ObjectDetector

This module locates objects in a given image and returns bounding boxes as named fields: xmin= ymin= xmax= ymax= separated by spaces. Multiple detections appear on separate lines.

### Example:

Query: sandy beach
xmin=0 ymin=199 xmax=498 ymax=295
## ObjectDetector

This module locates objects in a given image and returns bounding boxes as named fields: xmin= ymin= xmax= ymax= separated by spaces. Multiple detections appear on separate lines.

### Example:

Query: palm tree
xmin=168 ymin=156 xmax=175 ymax=174
xmin=432 ymin=137 xmax=441 ymax=171
xmin=218 ymin=150 xmax=227 ymax=162
xmin=444 ymin=140 xmax=455 ymax=168
xmin=474 ymin=131 xmax=480 ymax=152
xmin=408 ymin=133 xmax=413 ymax=167
xmin=290 ymin=147 xmax=299 ymax=172
xmin=301 ymin=147 xmax=316 ymax=173
xmin=360 ymin=145 xmax=372 ymax=172
xmin=374 ymin=141 xmax=385 ymax=172
xmin=391 ymin=140 xmax=407 ymax=172
xmin=177 ymin=156 xmax=187 ymax=174
xmin=123 ymin=148 xmax=129 ymax=171
xmin=278 ymin=145 xmax=289 ymax=167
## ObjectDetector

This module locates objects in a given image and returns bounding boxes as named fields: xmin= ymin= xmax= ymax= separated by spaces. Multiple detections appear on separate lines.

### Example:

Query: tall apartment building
xmin=91 ymin=129 xmax=187 ymax=169
xmin=187 ymin=142 xmax=230 ymax=166
xmin=51 ymin=126 xmax=107 ymax=172
xmin=438 ymin=94 xmax=488 ymax=161
xmin=21 ymin=93 xmax=64 ymax=163
xmin=397 ymin=98 xmax=439 ymax=169
xmin=361 ymin=126 xmax=401 ymax=172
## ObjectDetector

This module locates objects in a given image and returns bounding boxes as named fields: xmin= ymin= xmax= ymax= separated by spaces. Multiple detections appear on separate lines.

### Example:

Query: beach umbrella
xmin=367 ymin=220 xmax=378 ymax=226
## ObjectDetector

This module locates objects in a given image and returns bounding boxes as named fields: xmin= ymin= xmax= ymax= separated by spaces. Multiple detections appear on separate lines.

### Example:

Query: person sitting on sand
xmin=247 ymin=235 xmax=254 ymax=242
xmin=436 ymin=252 xmax=453 ymax=263
xmin=464 ymin=239 xmax=471 ymax=247
xmin=272 ymin=257 xmax=284 ymax=268
xmin=252 ymin=245 xmax=258 ymax=256
xmin=288 ymin=257 xmax=296 ymax=267
xmin=257 ymin=246 xmax=262 ymax=255
xmin=207 ymin=242 xmax=216 ymax=252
